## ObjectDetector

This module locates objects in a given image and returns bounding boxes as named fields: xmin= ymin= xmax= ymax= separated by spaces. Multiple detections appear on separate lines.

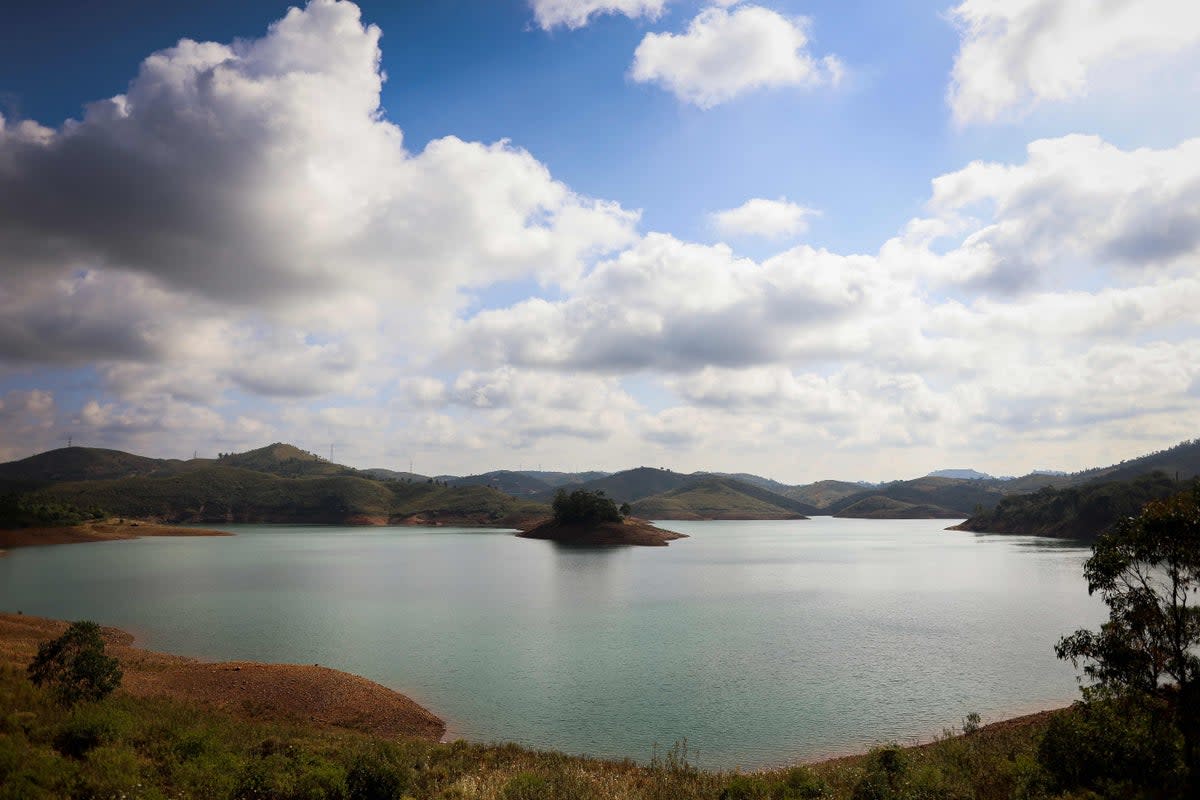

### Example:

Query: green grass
xmin=0 ymin=662 xmax=1081 ymax=800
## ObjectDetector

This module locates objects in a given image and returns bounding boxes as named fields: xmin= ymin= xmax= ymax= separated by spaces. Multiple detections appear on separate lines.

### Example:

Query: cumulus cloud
xmin=444 ymin=131 xmax=1200 ymax=476
xmin=630 ymin=4 xmax=843 ymax=108
xmin=711 ymin=197 xmax=817 ymax=239
xmin=2 ymin=1 xmax=1197 ymax=479
xmin=455 ymin=233 xmax=917 ymax=373
xmin=948 ymin=0 xmax=1200 ymax=124
xmin=921 ymin=135 xmax=1200 ymax=291
xmin=0 ymin=0 xmax=637 ymax=407
xmin=530 ymin=0 xmax=669 ymax=30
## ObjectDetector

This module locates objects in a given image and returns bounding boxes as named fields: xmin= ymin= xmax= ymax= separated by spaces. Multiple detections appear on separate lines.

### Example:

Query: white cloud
xmin=2 ymin=1 xmax=1197 ymax=480
xmin=919 ymin=135 xmax=1200 ymax=291
xmin=0 ymin=0 xmax=637 ymax=407
xmin=443 ymin=132 xmax=1200 ymax=476
xmin=529 ymin=0 xmax=669 ymax=30
xmin=948 ymin=0 xmax=1200 ymax=124
xmin=630 ymin=4 xmax=843 ymax=108
xmin=711 ymin=197 xmax=817 ymax=239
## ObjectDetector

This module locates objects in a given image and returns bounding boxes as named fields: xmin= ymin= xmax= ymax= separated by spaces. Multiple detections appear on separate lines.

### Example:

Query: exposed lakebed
xmin=0 ymin=518 xmax=1103 ymax=768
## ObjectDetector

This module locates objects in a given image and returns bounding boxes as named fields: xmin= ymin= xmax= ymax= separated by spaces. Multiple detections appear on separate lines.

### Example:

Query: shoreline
xmin=796 ymin=703 xmax=1069 ymax=768
xmin=0 ymin=610 xmax=1067 ymax=771
xmin=0 ymin=612 xmax=445 ymax=741
xmin=0 ymin=518 xmax=233 ymax=557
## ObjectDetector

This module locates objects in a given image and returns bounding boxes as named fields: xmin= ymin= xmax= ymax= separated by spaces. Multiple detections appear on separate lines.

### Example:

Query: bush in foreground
xmin=27 ymin=620 xmax=122 ymax=707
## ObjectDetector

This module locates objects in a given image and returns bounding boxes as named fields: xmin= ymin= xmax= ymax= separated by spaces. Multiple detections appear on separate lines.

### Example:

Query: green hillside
xmin=538 ymin=466 xmax=693 ymax=504
xmin=0 ymin=447 xmax=173 ymax=485
xmin=828 ymin=476 xmax=1005 ymax=516
xmin=447 ymin=470 xmax=555 ymax=497
xmin=28 ymin=465 xmax=542 ymax=526
xmin=0 ymin=443 xmax=546 ymax=527
xmin=783 ymin=479 xmax=869 ymax=509
xmin=216 ymin=443 xmax=352 ymax=478
xmin=632 ymin=478 xmax=812 ymax=519
xmin=834 ymin=495 xmax=961 ymax=519
xmin=515 ymin=470 xmax=610 ymax=488
xmin=952 ymin=471 xmax=1190 ymax=539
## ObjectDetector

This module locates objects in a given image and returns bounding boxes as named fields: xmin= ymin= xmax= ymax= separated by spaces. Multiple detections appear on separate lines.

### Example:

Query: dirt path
xmin=0 ymin=613 xmax=446 ymax=741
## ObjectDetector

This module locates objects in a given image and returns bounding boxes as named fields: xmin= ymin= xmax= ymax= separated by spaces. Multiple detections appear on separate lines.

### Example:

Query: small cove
xmin=0 ymin=518 xmax=1103 ymax=769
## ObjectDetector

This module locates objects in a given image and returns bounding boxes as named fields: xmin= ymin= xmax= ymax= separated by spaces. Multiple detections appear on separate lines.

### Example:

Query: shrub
xmin=27 ymin=621 xmax=122 ymax=706
xmin=1037 ymin=690 xmax=1184 ymax=797
xmin=851 ymin=746 xmax=909 ymax=800
xmin=54 ymin=705 xmax=131 ymax=759
xmin=346 ymin=748 xmax=411 ymax=800
xmin=720 ymin=774 xmax=772 ymax=799
xmin=500 ymin=772 xmax=554 ymax=800
xmin=777 ymin=765 xmax=832 ymax=799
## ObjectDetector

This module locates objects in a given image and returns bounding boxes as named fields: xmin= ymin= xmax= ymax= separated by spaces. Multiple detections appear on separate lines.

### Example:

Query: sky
xmin=1 ymin=0 xmax=1199 ymax=483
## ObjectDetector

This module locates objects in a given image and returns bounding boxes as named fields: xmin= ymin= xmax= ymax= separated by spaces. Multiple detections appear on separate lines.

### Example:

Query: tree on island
xmin=1043 ymin=484 xmax=1200 ymax=796
xmin=551 ymin=489 xmax=622 ymax=524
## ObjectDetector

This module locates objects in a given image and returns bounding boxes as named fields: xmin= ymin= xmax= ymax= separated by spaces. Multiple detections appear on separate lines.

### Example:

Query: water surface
xmin=0 ymin=518 xmax=1103 ymax=768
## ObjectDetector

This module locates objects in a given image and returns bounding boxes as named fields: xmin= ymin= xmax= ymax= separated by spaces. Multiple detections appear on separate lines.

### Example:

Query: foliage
xmin=0 ymin=493 xmax=105 ymax=528
xmin=1037 ymin=687 xmax=1183 ymax=798
xmin=25 ymin=467 xmax=543 ymax=526
xmin=720 ymin=766 xmax=832 ymax=799
xmin=345 ymin=746 xmax=410 ymax=800
xmin=958 ymin=471 xmax=1187 ymax=539
xmin=633 ymin=478 xmax=816 ymax=519
xmin=0 ymin=656 xmax=1091 ymax=800
xmin=1050 ymin=483 xmax=1200 ymax=795
xmin=27 ymin=621 xmax=122 ymax=706
xmin=551 ymin=488 xmax=622 ymax=524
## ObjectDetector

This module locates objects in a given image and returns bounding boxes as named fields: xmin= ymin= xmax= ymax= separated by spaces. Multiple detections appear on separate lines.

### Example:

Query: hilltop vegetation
xmin=632 ymin=478 xmax=813 ymax=520
xmin=0 ymin=446 xmax=171 ymax=487
xmin=0 ymin=445 xmax=543 ymax=528
xmin=6 ymin=437 xmax=1200 ymax=530
xmin=834 ymin=495 xmax=963 ymax=519
xmin=782 ymin=479 xmax=869 ymax=508
xmin=952 ymin=472 xmax=1190 ymax=540
xmin=215 ymin=443 xmax=352 ymax=478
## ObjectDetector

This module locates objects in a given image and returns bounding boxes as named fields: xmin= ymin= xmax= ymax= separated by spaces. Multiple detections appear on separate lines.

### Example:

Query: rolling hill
xmin=782 ymin=480 xmax=870 ymax=509
xmin=216 ymin=443 xmax=351 ymax=478
xmin=951 ymin=472 xmax=1191 ymax=540
xmin=0 ymin=444 xmax=545 ymax=527
xmin=632 ymin=478 xmax=816 ymax=520
xmin=445 ymin=470 xmax=555 ymax=497
xmin=834 ymin=495 xmax=962 ymax=519
xmin=824 ymin=476 xmax=1006 ymax=517
xmin=535 ymin=467 xmax=695 ymax=504
xmin=0 ymin=447 xmax=175 ymax=485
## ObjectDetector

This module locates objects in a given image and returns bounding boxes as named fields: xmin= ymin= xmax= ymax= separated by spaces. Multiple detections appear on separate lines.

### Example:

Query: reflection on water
xmin=0 ymin=518 xmax=1104 ymax=768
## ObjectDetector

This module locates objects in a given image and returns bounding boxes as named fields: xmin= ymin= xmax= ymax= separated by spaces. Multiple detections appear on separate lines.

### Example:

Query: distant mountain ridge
xmin=4 ymin=437 xmax=1198 ymax=527
xmin=926 ymin=469 xmax=995 ymax=481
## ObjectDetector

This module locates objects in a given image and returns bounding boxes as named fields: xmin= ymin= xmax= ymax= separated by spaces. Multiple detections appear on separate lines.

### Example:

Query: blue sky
xmin=1 ymin=0 xmax=1199 ymax=481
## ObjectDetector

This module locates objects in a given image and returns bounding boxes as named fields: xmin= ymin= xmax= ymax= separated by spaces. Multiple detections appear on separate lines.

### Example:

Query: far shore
xmin=0 ymin=518 xmax=233 ymax=557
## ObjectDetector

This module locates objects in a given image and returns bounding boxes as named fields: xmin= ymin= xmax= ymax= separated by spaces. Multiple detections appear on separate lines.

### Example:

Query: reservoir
xmin=0 ymin=518 xmax=1104 ymax=769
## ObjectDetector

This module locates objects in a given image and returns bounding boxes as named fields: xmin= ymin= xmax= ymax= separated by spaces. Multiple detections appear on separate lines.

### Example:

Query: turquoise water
xmin=0 ymin=518 xmax=1103 ymax=768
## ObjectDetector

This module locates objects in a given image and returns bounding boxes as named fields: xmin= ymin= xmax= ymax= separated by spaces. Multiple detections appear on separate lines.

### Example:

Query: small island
xmin=518 ymin=489 xmax=688 ymax=546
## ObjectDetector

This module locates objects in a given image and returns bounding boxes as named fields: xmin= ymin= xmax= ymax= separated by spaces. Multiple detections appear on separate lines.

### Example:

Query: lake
xmin=0 ymin=518 xmax=1104 ymax=769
